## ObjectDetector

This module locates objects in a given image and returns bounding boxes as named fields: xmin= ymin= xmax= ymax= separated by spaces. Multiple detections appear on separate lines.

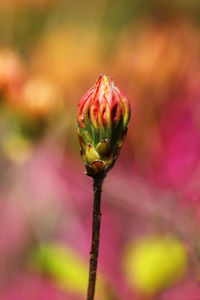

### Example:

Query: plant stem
xmin=87 ymin=174 xmax=105 ymax=300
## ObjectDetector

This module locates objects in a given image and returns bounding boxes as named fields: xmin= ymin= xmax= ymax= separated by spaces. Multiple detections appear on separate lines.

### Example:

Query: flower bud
xmin=77 ymin=74 xmax=131 ymax=176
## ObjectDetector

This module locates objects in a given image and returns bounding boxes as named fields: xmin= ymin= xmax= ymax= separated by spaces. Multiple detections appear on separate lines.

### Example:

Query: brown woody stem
xmin=87 ymin=174 xmax=105 ymax=300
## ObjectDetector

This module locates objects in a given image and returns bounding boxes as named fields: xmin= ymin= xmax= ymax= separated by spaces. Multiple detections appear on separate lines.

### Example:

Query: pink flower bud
xmin=77 ymin=74 xmax=131 ymax=176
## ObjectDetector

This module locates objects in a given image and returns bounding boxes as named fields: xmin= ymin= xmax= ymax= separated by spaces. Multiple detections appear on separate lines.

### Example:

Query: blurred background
xmin=0 ymin=0 xmax=200 ymax=299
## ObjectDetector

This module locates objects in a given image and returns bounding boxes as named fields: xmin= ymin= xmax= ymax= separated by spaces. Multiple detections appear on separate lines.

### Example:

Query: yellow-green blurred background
xmin=1 ymin=1 xmax=200 ymax=299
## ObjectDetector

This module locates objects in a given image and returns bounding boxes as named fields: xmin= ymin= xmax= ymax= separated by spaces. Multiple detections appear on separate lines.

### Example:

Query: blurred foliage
xmin=30 ymin=243 xmax=105 ymax=298
xmin=124 ymin=235 xmax=187 ymax=297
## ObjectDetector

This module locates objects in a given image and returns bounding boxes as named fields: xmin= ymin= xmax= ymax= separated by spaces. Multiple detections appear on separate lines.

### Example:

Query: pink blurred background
xmin=0 ymin=0 xmax=200 ymax=299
